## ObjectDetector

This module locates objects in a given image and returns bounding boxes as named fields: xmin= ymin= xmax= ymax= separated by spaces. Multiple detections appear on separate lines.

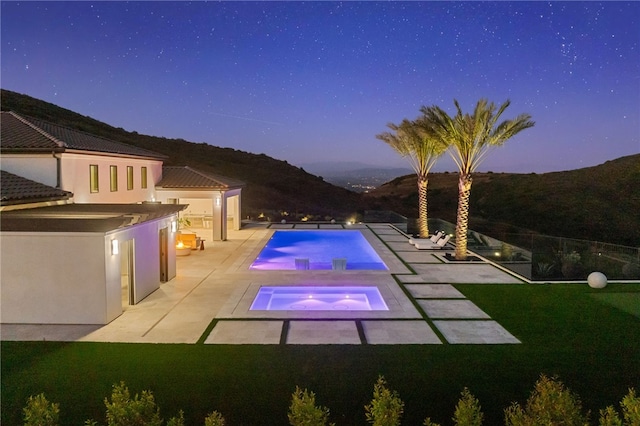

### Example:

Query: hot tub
xmin=249 ymin=286 xmax=389 ymax=311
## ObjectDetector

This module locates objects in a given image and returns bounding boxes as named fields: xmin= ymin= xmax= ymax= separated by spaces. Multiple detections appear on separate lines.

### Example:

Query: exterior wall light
xmin=171 ymin=220 xmax=177 ymax=233
xmin=111 ymin=239 xmax=119 ymax=255
xmin=216 ymin=196 xmax=221 ymax=207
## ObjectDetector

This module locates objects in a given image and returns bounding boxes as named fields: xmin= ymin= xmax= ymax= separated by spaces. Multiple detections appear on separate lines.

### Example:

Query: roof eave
xmin=63 ymin=148 xmax=167 ymax=160
xmin=0 ymin=195 xmax=72 ymax=206
xmin=0 ymin=147 xmax=66 ymax=154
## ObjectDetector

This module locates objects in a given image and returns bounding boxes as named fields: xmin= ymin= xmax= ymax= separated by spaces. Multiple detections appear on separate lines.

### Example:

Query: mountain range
xmin=2 ymin=89 xmax=638 ymax=246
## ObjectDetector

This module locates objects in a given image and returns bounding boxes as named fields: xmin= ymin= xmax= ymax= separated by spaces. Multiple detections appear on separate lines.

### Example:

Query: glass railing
xmin=457 ymin=221 xmax=638 ymax=281
xmin=403 ymin=217 xmax=640 ymax=281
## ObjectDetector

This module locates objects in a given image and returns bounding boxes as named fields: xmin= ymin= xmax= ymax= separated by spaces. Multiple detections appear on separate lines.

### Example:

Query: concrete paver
xmin=410 ymin=263 xmax=523 ymax=284
xmin=385 ymin=241 xmax=422 ymax=252
xmin=395 ymin=275 xmax=431 ymax=283
xmin=362 ymin=320 xmax=442 ymax=344
xmin=205 ymin=320 xmax=283 ymax=344
xmin=405 ymin=284 xmax=466 ymax=299
xmin=418 ymin=300 xmax=491 ymax=319
xmin=395 ymin=252 xmax=444 ymax=263
xmin=433 ymin=320 xmax=521 ymax=344
xmin=376 ymin=234 xmax=410 ymax=242
xmin=287 ymin=321 xmax=361 ymax=344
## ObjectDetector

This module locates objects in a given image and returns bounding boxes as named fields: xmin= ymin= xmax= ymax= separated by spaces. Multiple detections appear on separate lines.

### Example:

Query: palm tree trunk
xmin=455 ymin=174 xmax=472 ymax=260
xmin=417 ymin=175 xmax=429 ymax=237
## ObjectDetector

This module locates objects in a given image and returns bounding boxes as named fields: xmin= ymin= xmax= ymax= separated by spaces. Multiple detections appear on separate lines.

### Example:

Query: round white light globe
xmin=281 ymin=219 xmax=286 ymax=224
xmin=587 ymin=272 xmax=607 ymax=289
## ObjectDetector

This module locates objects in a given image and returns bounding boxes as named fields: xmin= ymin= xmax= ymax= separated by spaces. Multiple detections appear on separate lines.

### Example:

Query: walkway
xmin=1 ymin=223 xmax=523 ymax=345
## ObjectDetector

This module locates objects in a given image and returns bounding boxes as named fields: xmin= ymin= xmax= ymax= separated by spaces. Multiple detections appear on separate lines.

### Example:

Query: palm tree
xmin=422 ymin=99 xmax=534 ymax=260
xmin=376 ymin=118 xmax=446 ymax=238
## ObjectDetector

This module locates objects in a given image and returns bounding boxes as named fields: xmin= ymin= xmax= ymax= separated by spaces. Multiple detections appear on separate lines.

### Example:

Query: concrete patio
xmin=1 ymin=223 xmax=524 ymax=345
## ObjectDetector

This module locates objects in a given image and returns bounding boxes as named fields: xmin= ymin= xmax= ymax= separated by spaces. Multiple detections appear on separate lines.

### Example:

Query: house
xmin=0 ymin=111 xmax=244 ymax=324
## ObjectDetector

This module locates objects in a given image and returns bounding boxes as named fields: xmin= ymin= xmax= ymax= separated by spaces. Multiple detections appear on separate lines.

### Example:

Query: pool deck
xmin=1 ymin=223 xmax=524 ymax=345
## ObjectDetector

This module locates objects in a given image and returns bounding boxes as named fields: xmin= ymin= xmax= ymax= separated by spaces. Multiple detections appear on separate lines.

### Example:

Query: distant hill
xmin=300 ymin=162 xmax=413 ymax=192
xmin=365 ymin=156 xmax=640 ymax=246
xmin=1 ymin=89 xmax=362 ymax=221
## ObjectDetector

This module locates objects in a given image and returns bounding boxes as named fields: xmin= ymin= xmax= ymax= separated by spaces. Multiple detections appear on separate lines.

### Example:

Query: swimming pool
xmin=250 ymin=286 xmax=389 ymax=311
xmin=249 ymin=230 xmax=388 ymax=270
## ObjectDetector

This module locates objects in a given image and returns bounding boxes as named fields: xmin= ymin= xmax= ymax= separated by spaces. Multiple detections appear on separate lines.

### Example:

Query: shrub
xmin=204 ymin=411 xmax=226 ymax=426
xmin=504 ymin=374 xmax=588 ymax=426
xmin=364 ymin=376 xmax=404 ymax=426
xmin=620 ymin=388 xmax=640 ymax=424
xmin=23 ymin=393 xmax=59 ymax=426
xmin=104 ymin=381 xmax=162 ymax=426
xmin=288 ymin=386 xmax=333 ymax=426
xmin=601 ymin=388 xmax=640 ymax=425
xmin=453 ymin=388 xmax=484 ymax=426
xmin=166 ymin=410 xmax=185 ymax=426
xmin=599 ymin=406 xmax=623 ymax=426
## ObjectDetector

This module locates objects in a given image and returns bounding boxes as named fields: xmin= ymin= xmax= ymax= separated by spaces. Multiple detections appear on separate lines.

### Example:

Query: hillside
xmin=365 ymin=156 xmax=640 ymax=246
xmin=0 ymin=89 xmax=362 ymax=220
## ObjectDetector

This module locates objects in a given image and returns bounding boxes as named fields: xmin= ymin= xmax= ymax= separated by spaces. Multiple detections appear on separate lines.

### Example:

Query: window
xmin=141 ymin=167 xmax=148 ymax=189
xmin=90 ymin=165 xmax=99 ymax=193
xmin=110 ymin=165 xmax=118 ymax=192
xmin=127 ymin=166 xmax=134 ymax=190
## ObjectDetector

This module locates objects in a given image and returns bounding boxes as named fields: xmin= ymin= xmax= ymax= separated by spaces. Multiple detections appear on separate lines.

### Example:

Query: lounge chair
xmin=409 ymin=231 xmax=444 ymax=245
xmin=414 ymin=234 xmax=451 ymax=250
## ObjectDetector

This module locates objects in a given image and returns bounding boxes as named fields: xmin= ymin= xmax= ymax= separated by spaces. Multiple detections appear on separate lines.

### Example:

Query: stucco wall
xmin=0 ymin=232 xmax=109 ymax=324
xmin=106 ymin=216 xmax=177 ymax=304
xmin=0 ymin=215 xmax=178 ymax=325
xmin=0 ymin=154 xmax=58 ymax=187
xmin=61 ymin=153 xmax=162 ymax=203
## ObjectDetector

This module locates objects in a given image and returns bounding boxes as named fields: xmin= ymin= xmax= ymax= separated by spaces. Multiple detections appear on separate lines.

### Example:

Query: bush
xmin=288 ymin=386 xmax=333 ymax=426
xmin=104 ymin=381 xmax=163 ymax=426
xmin=23 ymin=393 xmax=59 ymax=426
xmin=204 ymin=411 xmax=226 ymax=426
xmin=504 ymin=374 xmax=588 ymax=425
xmin=599 ymin=406 xmax=623 ymax=426
xmin=600 ymin=388 xmax=640 ymax=425
xmin=166 ymin=410 xmax=185 ymax=426
xmin=620 ymin=388 xmax=640 ymax=424
xmin=364 ymin=376 xmax=404 ymax=426
xmin=453 ymin=388 xmax=484 ymax=426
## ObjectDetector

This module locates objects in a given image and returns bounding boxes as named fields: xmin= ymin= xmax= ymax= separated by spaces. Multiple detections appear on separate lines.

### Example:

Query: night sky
xmin=2 ymin=1 xmax=638 ymax=173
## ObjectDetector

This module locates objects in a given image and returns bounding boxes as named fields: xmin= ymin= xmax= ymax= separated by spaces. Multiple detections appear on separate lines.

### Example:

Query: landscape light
xmin=111 ymin=239 xmax=119 ymax=255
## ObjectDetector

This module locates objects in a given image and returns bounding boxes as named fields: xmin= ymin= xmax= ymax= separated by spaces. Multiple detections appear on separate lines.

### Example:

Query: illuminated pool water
xmin=250 ymin=286 xmax=389 ymax=311
xmin=249 ymin=230 xmax=388 ymax=270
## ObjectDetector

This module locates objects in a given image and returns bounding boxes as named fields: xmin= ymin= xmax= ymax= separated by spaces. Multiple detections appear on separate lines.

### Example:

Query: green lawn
xmin=590 ymin=292 xmax=640 ymax=319
xmin=2 ymin=284 xmax=639 ymax=425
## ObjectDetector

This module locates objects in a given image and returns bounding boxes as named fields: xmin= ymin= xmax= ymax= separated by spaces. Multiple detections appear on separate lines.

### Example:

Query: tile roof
xmin=1 ymin=170 xmax=73 ymax=206
xmin=0 ymin=203 xmax=187 ymax=232
xmin=157 ymin=166 xmax=245 ymax=190
xmin=1 ymin=111 xmax=166 ymax=159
